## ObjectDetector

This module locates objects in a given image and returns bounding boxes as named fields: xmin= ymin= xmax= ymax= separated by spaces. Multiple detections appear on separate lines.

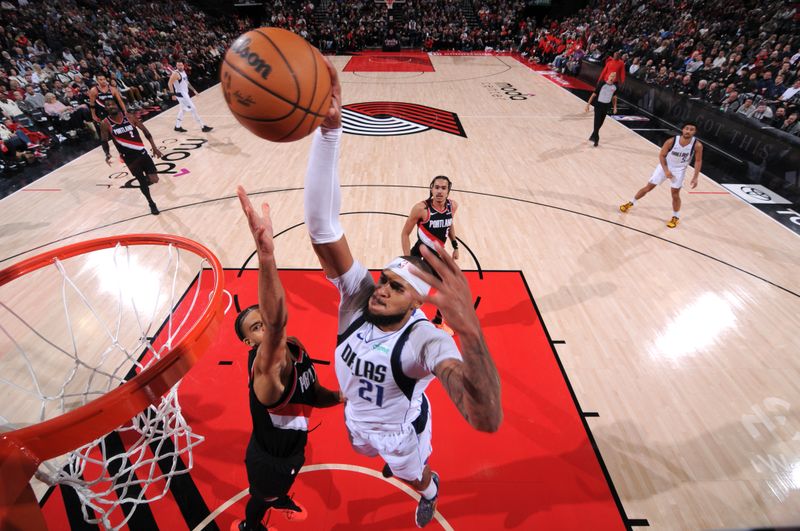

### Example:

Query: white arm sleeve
xmin=304 ymin=126 xmax=344 ymax=244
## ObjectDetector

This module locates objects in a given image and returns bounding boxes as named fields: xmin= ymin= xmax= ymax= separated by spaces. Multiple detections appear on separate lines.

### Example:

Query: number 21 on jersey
xmin=358 ymin=378 xmax=384 ymax=407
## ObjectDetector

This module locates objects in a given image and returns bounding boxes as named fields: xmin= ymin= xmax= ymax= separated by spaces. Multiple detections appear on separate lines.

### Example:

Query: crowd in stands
xmin=2 ymin=0 xmax=798 ymax=174
xmin=525 ymin=0 xmax=800 ymax=136
xmin=0 ymin=0 xmax=239 ymax=170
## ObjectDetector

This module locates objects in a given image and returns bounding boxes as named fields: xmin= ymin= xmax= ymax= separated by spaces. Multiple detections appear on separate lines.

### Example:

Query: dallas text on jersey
xmin=340 ymin=343 xmax=388 ymax=383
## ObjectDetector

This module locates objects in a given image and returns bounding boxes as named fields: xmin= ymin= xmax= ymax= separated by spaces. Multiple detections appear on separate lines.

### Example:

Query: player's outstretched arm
xmin=238 ymin=186 xmax=290 ymax=405
xmin=415 ymin=243 xmax=502 ymax=432
xmin=304 ymin=56 xmax=355 ymax=279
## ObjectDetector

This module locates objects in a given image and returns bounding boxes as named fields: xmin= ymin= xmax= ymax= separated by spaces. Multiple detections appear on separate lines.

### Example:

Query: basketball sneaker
xmin=149 ymin=203 xmax=160 ymax=216
xmin=415 ymin=472 xmax=439 ymax=528
xmin=382 ymin=462 xmax=394 ymax=478
xmin=174 ymin=126 xmax=187 ymax=132
xmin=202 ymin=125 xmax=214 ymax=132
xmin=619 ymin=201 xmax=633 ymax=213
xmin=667 ymin=216 xmax=679 ymax=228
xmin=271 ymin=495 xmax=308 ymax=522
xmin=231 ymin=519 xmax=276 ymax=531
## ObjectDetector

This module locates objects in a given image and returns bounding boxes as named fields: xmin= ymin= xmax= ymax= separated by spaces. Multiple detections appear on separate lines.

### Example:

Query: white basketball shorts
xmin=649 ymin=165 xmax=687 ymax=189
xmin=345 ymin=411 xmax=433 ymax=483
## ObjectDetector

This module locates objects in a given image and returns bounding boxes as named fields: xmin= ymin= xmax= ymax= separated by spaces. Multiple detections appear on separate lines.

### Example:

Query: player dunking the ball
xmin=619 ymin=122 xmax=703 ymax=228
xmin=401 ymin=176 xmax=459 ymax=335
xmin=232 ymin=186 xmax=344 ymax=531
xmin=304 ymin=59 xmax=502 ymax=528
xmin=100 ymin=99 xmax=163 ymax=215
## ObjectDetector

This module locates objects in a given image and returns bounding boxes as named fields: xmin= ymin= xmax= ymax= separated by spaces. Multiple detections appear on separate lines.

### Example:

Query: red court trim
xmin=41 ymin=269 xmax=634 ymax=530
xmin=343 ymin=52 xmax=435 ymax=72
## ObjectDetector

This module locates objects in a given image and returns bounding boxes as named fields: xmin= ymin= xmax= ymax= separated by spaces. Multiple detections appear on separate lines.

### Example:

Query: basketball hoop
xmin=0 ymin=234 xmax=224 ymax=530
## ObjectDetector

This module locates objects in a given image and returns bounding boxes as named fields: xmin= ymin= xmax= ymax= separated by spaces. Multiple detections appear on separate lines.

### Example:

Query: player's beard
xmin=363 ymin=290 xmax=408 ymax=328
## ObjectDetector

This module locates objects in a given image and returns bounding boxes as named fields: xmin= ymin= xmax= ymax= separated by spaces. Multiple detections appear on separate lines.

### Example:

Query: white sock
xmin=673 ymin=211 xmax=679 ymax=218
xmin=420 ymin=476 xmax=438 ymax=500
xmin=304 ymin=127 xmax=344 ymax=244
xmin=631 ymin=198 xmax=637 ymax=205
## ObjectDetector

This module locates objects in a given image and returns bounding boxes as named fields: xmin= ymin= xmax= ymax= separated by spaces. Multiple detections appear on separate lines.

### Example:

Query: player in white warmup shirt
xmin=168 ymin=61 xmax=212 ymax=133
xmin=619 ymin=122 xmax=704 ymax=228
xmin=303 ymin=59 xmax=502 ymax=528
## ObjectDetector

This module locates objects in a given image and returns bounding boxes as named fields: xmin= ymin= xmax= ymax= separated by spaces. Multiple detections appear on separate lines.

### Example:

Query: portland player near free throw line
xmin=400 ymin=175 xmax=460 ymax=335
xmin=303 ymin=58 xmax=502 ymax=528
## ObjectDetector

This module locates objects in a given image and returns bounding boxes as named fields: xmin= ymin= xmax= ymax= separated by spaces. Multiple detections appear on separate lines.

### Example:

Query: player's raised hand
xmin=237 ymin=186 xmax=275 ymax=259
xmin=412 ymin=242 xmax=480 ymax=335
xmin=320 ymin=56 xmax=341 ymax=130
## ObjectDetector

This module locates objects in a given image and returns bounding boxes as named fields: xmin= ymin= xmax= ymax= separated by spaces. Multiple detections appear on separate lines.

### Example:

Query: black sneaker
xmin=415 ymin=472 xmax=439 ymax=528
xmin=201 ymin=125 xmax=213 ymax=132
xmin=382 ymin=462 xmax=393 ymax=478
xmin=174 ymin=126 xmax=187 ymax=132
xmin=231 ymin=519 xmax=272 ymax=531
xmin=271 ymin=495 xmax=308 ymax=521
xmin=149 ymin=203 xmax=160 ymax=215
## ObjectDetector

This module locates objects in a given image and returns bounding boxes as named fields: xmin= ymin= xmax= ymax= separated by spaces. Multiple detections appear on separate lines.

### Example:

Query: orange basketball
xmin=220 ymin=28 xmax=332 ymax=142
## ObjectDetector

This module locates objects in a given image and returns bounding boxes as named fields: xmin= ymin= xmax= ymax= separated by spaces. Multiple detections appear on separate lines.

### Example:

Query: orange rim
xmin=0 ymin=234 xmax=224 ymax=462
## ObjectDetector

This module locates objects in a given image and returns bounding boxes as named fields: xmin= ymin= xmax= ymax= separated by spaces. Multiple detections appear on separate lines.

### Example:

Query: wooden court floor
xmin=1 ymin=55 xmax=800 ymax=530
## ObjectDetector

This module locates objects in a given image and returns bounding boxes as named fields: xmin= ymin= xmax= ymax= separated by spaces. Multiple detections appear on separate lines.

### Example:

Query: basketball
xmin=220 ymin=27 xmax=332 ymax=142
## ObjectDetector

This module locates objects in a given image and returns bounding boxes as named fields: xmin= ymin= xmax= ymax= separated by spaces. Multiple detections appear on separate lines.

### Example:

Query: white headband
xmin=385 ymin=257 xmax=431 ymax=297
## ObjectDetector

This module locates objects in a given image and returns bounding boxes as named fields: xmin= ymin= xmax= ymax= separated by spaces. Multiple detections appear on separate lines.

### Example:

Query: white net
xmin=0 ymin=241 xmax=214 ymax=530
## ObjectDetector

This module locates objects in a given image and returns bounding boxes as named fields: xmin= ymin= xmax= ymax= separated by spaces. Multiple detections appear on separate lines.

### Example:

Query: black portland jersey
xmin=416 ymin=198 xmax=453 ymax=249
xmin=94 ymin=87 xmax=116 ymax=118
xmin=248 ymin=338 xmax=318 ymax=458
xmin=106 ymin=115 xmax=147 ymax=158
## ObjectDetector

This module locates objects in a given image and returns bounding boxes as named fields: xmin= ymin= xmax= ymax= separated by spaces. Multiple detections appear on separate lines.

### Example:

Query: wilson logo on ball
xmin=342 ymin=102 xmax=467 ymax=137
xmin=230 ymin=36 xmax=272 ymax=80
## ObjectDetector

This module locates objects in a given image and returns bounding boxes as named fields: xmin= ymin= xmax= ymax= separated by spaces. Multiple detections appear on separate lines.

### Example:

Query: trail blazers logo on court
xmin=342 ymin=102 xmax=467 ymax=137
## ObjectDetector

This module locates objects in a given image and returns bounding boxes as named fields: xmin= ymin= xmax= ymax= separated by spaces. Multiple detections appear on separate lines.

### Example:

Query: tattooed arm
xmin=414 ymin=241 xmax=502 ymax=432
xmin=434 ymin=331 xmax=502 ymax=432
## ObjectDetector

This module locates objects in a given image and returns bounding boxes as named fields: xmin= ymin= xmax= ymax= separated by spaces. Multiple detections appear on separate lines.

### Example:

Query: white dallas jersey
xmin=665 ymin=135 xmax=696 ymax=170
xmin=175 ymin=71 xmax=190 ymax=95
xmin=331 ymin=262 xmax=462 ymax=425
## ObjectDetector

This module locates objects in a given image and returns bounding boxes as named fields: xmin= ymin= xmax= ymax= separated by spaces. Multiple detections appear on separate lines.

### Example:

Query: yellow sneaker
xmin=666 ymin=216 xmax=679 ymax=228
xmin=619 ymin=201 xmax=633 ymax=213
